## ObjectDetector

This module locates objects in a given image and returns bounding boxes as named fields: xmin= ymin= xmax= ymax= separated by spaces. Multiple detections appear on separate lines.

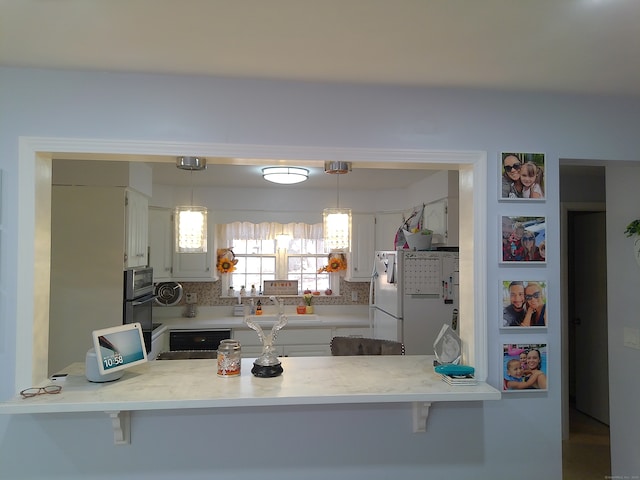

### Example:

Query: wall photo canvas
xmin=501 ymin=280 xmax=547 ymax=328
xmin=503 ymin=343 xmax=548 ymax=392
xmin=501 ymin=216 xmax=546 ymax=263
xmin=500 ymin=152 xmax=545 ymax=201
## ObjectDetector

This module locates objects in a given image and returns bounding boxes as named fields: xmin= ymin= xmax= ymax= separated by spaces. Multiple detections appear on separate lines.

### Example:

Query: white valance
xmin=217 ymin=222 xmax=323 ymax=247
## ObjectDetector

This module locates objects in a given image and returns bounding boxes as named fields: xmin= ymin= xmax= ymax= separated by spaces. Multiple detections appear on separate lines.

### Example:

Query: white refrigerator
xmin=370 ymin=250 xmax=459 ymax=355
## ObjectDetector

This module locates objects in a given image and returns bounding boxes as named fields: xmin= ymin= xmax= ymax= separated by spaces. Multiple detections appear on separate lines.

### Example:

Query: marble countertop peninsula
xmin=0 ymin=356 xmax=500 ymax=415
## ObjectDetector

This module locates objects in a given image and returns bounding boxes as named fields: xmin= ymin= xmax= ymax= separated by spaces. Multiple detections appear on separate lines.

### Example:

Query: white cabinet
xmin=232 ymin=327 xmax=333 ymax=358
xmin=332 ymin=326 xmax=370 ymax=338
xmin=346 ymin=214 xmax=375 ymax=282
xmin=149 ymin=331 xmax=168 ymax=361
xmin=125 ymin=189 xmax=149 ymax=268
xmin=148 ymin=207 xmax=173 ymax=281
xmin=375 ymin=212 xmax=403 ymax=251
xmin=172 ymin=245 xmax=215 ymax=279
xmin=423 ymin=198 xmax=450 ymax=246
xmin=147 ymin=207 xmax=218 ymax=281
xmin=284 ymin=345 xmax=331 ymax=357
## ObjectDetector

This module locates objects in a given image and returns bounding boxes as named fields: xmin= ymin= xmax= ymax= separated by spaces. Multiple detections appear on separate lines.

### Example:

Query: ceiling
xmin=2 ymin=0 xmax=639 ymax=96
xmin=151 ymin=161 xmax=436 ymax=190
xmin=6 ymin=1 xmax=631 ymax=188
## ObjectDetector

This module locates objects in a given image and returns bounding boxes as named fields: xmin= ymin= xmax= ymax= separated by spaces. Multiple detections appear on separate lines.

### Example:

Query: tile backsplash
xmin=171 ymin=279 xmax=370 ymax=307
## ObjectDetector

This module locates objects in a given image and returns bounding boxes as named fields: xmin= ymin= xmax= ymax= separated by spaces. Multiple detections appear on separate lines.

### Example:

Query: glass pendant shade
xmin=323 ymin=208 xmax=351 ymax=252
xmin=175 ymin=206 xmax=208 ymax=253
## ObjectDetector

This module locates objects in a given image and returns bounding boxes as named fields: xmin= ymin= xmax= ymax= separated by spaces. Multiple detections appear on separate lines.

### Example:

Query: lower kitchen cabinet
xmin=231 ymin=326 xmax=367 ymax=358
xmin=149 ymin=331 xmax=168 ymax=361
xmin=283 ymin=345 xmax=331 ymax=357
xmin=232 ymin=328 xmax=331 ymax=358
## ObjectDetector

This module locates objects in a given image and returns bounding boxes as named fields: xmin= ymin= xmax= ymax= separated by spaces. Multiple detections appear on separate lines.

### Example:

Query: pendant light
xmin=175 ymin=157 xmax=208 ymax=253
xmin=323 ymin=161 xmax=352 ymax=253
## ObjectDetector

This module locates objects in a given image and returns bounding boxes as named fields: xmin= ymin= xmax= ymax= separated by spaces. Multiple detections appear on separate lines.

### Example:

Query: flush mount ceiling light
xmin=323 ymin=161 xmax=352 ymax=253
xmin=262 ymin=166 xmax=309 ymax=185
xmin=175 ymin=157 xmax=208 ymax=253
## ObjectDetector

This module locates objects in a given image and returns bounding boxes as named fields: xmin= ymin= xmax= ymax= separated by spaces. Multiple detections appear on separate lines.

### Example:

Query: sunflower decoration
xmin=216 ymin=248 xmax=239 ymax=274
xmin=318 ymin=253 xmax=347 ymax=273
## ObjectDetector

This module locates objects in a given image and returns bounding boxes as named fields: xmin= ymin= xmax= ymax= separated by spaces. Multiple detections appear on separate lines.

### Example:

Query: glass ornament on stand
xmin=245 ymin=296 xmax=288 ymax=377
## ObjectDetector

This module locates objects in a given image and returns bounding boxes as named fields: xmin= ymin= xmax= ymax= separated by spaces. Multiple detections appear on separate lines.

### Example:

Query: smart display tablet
xmin=91 ymin=323 xmax=148 ymax=376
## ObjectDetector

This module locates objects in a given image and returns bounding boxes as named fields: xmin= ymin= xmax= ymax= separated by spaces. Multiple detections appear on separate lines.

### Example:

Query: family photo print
xmin=502 ymin=280 xmax=547 ymax=328
xmin=501 ymin=216 xmax=546 ymax=263
xmin=500 ymin=152 xmax=546 ymax=201
xmin=503 ymin=343 xmax=548 ymax=392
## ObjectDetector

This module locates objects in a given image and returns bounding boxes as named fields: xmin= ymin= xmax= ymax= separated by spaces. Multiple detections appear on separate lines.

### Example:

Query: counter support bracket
xmin=412 ymin=402 xmax=432 ymax=433
xmin=106 ymin=410 xmax=130 ymax=445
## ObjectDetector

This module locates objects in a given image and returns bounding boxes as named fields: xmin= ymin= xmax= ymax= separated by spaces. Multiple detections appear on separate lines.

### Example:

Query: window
xmin=218 ymin=222 xmax=335 ymax=295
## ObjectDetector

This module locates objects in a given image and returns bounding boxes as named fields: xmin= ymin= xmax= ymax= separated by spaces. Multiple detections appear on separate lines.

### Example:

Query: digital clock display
xmin=102 ymin=352 xmax=124 ymax=369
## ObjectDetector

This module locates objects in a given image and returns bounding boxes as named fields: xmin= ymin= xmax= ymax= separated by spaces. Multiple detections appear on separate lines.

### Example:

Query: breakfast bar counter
xmin=0 ymin=356 xmax=500 ymax=440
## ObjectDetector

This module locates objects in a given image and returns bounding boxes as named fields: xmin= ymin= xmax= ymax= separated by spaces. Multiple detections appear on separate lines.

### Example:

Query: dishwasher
xmin=156 ymin=329 xmax=232 ymax=360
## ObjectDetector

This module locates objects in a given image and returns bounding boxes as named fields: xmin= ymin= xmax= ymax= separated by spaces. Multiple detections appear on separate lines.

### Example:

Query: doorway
xmin=560 ymin=164 xmax=611 ymax=477
xmin=567 ymin=210 xmax=609 ymax=423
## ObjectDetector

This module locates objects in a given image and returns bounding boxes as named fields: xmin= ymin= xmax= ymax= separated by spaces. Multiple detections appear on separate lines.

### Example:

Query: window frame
xmin=220 ymin=226 xmax=339 ymax=296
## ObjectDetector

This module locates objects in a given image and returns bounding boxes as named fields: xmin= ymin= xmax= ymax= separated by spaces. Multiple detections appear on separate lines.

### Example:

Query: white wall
xmin=1 ymin=66 xmax=639 ymax=479
xmin=605 ymin=166 xmax=640 ymax=477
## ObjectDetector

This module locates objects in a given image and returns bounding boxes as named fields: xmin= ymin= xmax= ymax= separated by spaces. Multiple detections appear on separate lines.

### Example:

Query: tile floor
xmin=563 ymin=407 xmax=611 ymax=480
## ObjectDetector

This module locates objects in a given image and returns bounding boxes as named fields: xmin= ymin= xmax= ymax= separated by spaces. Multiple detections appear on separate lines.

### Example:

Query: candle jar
xmin=217 ymin=339 xmax=241 ymax=377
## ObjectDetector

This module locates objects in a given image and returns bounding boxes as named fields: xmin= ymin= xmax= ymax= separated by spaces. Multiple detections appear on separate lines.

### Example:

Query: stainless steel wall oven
xmin=123 ymin=267 xmax=155 ymax=353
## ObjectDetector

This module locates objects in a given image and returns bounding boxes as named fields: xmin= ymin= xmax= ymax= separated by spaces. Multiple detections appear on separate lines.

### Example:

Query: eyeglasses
xmin=522 ymin=236 xmax=535 ymax=241
xmin=525 ymin=291 xmax=541 ymax=300
xmin=20 ymin=385 xmax=62 ymax=398
xmin=504 ymin=163 xmax=521 ymax=172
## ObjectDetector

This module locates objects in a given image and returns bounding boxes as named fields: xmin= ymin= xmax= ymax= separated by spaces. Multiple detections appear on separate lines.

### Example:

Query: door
xmin=373 ymin=308 xmax=402 ymax=342
xmin=373 ymin=251 xmax=401 ymax=317
xmin=571 ymin=211 xmax=609 ymax=424
xmin=347 ymin=214 xmax=375 ymax=281
xmin=148 ymin=207 xmax=173 ymax=281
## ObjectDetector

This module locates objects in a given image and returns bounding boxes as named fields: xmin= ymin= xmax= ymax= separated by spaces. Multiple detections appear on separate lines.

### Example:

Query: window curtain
xmin=217 ymin=222 xmax=323 ymax=247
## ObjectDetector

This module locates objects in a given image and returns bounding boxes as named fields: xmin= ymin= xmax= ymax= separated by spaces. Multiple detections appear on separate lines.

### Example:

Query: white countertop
xmin=151 ymin=306 xmax=371 ymax=336
xmin=0 ymin=356 xmax=500 ymax=415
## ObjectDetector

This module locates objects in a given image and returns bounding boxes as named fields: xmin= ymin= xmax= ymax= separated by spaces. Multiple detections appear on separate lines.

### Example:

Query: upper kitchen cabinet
xmin=345 ymin=214 xmax=375 ymax=282
xmin=424 ymin=198 xmax=458 ymax=246
xmin=148 ymin=207 xmax=173 ymax=281
xmin=172 ymin=219 xmax=217 ymax=280
xmin=148 ymin=207 xmax=218 ymax=281
xmin=374 ymin=199 xmax=459 ymax=251
xmin=375 ymin=212 xmax=404 ymax=251
xmin=52 ymin=159 xmax=153 ymax=268
xmin=125 ymin=189 xmax=149 ymax=268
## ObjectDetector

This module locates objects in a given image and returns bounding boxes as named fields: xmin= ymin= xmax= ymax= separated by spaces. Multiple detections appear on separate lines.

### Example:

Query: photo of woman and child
xmin=501 ymin=152 xmax=545 ymax=200
xmin=503 ymin=344 xmax=548 ymax=391
xmin=502 ymin=216 xmax=546 ymax=263
xmin=502 ymin=280 xmax=547 ymax=327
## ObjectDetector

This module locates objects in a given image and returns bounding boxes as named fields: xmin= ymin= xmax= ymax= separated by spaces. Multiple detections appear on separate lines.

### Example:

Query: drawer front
xmin=277 ymin=328 xmax=332 ymax=345
xmin=232 ymin=330 xmax=262 ymax=346
xmin=332 ymin=327 xmax=370 ymax=338
xmin=169 ymin=330 xmax=231 ymax=350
